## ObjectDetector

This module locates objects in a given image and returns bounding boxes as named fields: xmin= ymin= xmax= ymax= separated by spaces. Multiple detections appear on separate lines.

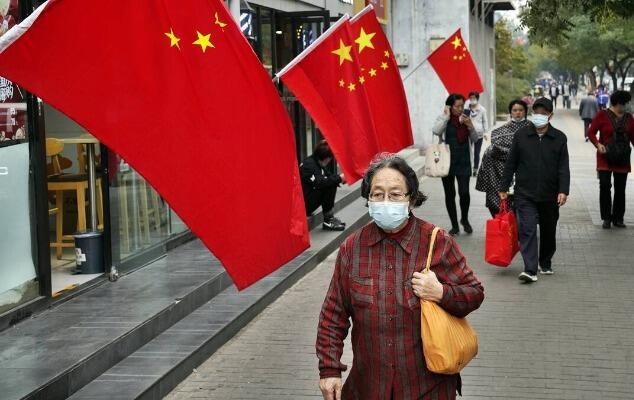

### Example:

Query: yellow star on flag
xmin=355 ymin=28 xmax=376 ymax=53
xmin=384 ymin=50 xmax=390 ymax=58
xmin=193 ymin=31 xmax=214 ymax=53
xmin=381 ymin=62 xmax=388 ymax=70
xmin=165 ymin=29 xmax=181 ymax=49
xmin=359 ymin=76 xmax=366 ymax=84
xmin=339 ymin=79 xmax=345 ymax=87
xmin=332 ymin=39 xmax=353 ymax=65
xmin=348 ymin=82 xmax=356 ymax=91
xmin=451 ymin=36 xmax=462 ymax=49
xmin=369 ymin=68 xmax=377 ymax=77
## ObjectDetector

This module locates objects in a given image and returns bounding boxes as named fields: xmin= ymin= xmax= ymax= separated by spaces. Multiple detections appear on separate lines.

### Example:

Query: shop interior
xmin=43 ymin=104 xmax=187 ymax=296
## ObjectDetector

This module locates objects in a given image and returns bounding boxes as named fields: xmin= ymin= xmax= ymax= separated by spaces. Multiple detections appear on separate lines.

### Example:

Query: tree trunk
xmin=587 ymin=70 xmax=597 ymax=91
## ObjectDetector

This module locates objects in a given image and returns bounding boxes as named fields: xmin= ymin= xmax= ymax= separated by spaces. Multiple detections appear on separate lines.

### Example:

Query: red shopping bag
xmin=485 ymin=200 xmax=520 ymax=267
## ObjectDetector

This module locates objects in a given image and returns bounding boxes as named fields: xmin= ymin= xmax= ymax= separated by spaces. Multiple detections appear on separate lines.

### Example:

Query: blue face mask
xmin=368 ymin=202 xmax=410 ymax=230
xmin=528 ymin=114 xmax=549 ymax=128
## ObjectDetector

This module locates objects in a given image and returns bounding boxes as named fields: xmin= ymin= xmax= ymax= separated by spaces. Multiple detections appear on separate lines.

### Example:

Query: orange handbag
xmin=420 ymin=227 xmax=478 ymax=374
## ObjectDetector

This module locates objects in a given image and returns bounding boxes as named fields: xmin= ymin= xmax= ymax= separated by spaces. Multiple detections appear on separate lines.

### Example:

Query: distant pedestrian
xmin=549 ymin=84 xmax=559 ymax=109
xmin=579 ymin=90 xmax=599 ymax=142
xmin=299 ymin=140 xmax=346 ymax=231
xmin=432 ymin=93 xmax=477 ymax=235
xmin=316 ymin=153 xmax=484 ymax=400
xmin=499 ymin=97 xmax=570 ymax=283
xmin=476 ymin=99 xmax=531 ymax=216
xmin=597 ymin=86 xmax=609 ymax=110
xmin=466 ymin=91 xmax=488 ymax=176
xmin=587 ymin=90 xmax=634 ymax=229
xmin=562 ymin=82 xmax=571 ymax=109
xmin=522 ymin=92 xmax=534 ymax=108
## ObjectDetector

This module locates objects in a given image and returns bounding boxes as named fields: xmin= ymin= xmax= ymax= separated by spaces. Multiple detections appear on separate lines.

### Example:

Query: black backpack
xmin=605 ymin=112 xmax=631 ymax=166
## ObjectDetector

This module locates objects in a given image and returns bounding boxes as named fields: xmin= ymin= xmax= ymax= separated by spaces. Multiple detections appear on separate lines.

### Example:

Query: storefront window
xmin=108 ymin=157 xmax=170 ymax=265
xmin=0 ymin=0 xmax=38 ymax=314
xmin=0 ymin=143 xmax=38 ymax=314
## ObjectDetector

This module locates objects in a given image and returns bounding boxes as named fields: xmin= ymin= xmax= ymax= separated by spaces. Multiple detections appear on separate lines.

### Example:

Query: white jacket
xmin=466 ymin=104 xmax=488 ymax=139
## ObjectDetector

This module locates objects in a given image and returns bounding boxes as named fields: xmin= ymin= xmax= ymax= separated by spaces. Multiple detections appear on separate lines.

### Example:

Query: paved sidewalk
xmin=165 ymin=110 xmax=634 ymax=399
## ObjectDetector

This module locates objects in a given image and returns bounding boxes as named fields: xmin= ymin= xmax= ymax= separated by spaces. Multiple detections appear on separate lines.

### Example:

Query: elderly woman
xmin=432 ymin=93 xmax=477 ymax=235
xmin=316 ymin=154 xmax=485 ymax=400
xmin=476 ymin=99 xmax=531 ymax=216
xmin=587 ymin=90 xmax=634 ymax=229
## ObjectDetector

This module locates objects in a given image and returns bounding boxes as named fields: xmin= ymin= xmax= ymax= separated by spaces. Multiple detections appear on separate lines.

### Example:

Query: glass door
xmin=0 ymin=0 xmax=38 ymax=313
xmin=275 ymin=11 xmax=329 ymax=163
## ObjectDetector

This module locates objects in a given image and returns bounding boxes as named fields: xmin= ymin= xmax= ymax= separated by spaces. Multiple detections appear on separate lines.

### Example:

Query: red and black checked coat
xmin=316 ymin=216 xmax=484 ymax=400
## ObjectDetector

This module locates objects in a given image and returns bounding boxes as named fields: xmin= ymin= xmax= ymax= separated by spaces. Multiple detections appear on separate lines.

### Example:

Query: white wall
xmin=390 ymin=0 xmax=495 ymax=147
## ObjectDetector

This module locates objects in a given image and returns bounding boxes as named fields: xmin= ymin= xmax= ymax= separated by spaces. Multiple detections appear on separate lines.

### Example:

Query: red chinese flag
xmin=427 ymin=29 xmax=484 ymax=98
xmin=0 ymin=0 xmax=309 ymax=290
xmin=350 ymin=6 xmax=413 ymax=153
xmin=277 ymin=16 xmax=379 ymax=183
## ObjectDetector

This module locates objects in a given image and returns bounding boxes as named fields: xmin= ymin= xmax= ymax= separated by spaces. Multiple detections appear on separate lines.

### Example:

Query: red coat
xmin=587 ymin=110 xmax=634 ymax=173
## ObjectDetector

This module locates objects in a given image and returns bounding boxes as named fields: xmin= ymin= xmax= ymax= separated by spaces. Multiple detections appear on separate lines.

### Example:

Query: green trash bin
xmin=74 ymin=232 xmax=104 ymax=274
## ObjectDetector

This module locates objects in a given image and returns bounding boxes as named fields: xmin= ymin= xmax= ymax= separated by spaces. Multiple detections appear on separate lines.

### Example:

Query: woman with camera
xmin=432 ymin=93 xmax=477 ymax=235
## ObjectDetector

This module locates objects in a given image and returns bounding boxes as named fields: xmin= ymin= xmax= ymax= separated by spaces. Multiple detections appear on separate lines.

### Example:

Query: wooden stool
xmin=46 ymin=138 xmax=103 ymax=259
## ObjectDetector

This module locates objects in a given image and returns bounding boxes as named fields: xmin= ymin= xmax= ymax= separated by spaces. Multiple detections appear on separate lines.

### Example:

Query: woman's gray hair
xmin=361 ymin=153 xmax=427 ymax=207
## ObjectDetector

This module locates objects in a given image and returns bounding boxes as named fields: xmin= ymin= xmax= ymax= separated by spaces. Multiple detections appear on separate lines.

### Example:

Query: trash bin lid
xmin=74 ymin=231 xmax=103 ymax=239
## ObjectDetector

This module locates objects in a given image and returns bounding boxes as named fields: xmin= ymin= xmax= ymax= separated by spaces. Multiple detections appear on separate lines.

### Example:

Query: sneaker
xmin=329 ymin=216 xmax=346 ymax=226
xmin=323 ymin=219 xmax=345 ymax=231
xmin=538 ymin=266 xmax=554 ymax=275
xmin=460 ymin=219 xmax=473 ymax=234
xmin=602 ymin=220 xmax=611 ymax=229
xmin=518 ymin=272 xmax=538 ymax=283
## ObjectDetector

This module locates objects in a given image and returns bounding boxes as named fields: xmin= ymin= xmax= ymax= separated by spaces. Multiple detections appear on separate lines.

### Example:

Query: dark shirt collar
xmin=527 ymin=123 xmax=555 ymax=138
xmin=368 ymin=214 xmax=418 ymax=254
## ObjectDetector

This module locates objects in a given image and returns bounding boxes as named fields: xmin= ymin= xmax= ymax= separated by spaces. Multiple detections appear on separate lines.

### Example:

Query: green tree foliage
xmin=495 ymin=20 xmax=531 ymax=112
xmin=520 ymin=0 xmax=634 ymax=46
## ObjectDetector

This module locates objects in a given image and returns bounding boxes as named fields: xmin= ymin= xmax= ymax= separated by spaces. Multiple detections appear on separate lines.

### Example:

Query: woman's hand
xmin=319 ymin=377 xmax=342 ymax=400
xmin=597 ymin=143 xmax=607 ymax=154
xmin=412 ymin=270 xmax=444 ymax=302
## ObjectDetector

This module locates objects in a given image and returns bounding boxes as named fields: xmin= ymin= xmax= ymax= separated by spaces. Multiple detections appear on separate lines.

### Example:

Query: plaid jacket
xmin=316 ymin=217 xmax=484 ymax=399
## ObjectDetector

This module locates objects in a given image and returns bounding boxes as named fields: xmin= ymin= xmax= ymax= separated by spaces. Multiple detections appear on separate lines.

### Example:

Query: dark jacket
xmin=299 ymin=155 xmax=342 ymax=197
xmin=500 ymin=123 xmax=570 ymax=202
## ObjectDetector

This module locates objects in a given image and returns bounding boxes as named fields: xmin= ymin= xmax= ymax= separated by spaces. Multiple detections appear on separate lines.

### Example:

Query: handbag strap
xmin=424 ymin=227 xmax=441 ymax=273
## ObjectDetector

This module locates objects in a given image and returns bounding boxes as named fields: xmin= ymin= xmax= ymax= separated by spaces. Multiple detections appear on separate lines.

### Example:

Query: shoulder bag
xmin=420 ymin=227 xmax=478 ymax=374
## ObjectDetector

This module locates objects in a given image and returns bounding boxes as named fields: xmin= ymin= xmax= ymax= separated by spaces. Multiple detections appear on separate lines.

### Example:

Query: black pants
xmin=515 ymin=196 xmax=559 ymax=275
xmin=583 ymin=118 xmax=592 ymax=139
xmin=598 ymin=170 xmax=628 ymax=223
xmin=473 ymin=138 xmax=483 ymax=170
xmin=304 ymin=186 xmax=336 ymax=218
xmin=550 ymin=96 xmax=558 ymax=109
xmin=441 ymin=175 xmax=470 ymax=227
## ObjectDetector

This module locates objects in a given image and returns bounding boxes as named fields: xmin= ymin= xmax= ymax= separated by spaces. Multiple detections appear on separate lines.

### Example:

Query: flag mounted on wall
xmin=0 ymin=0 xmax=310 ymax=290
xmin=427 ymin=28 xmax=484 ymax=98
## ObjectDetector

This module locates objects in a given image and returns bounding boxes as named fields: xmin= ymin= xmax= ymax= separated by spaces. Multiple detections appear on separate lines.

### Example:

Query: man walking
xmin=549 ymin=84 xmax=559 ymax=109
xmin=499 ymin=98 xmax=570 ymax=283
xmin=579 ymin=90 xmax=599 ymax=142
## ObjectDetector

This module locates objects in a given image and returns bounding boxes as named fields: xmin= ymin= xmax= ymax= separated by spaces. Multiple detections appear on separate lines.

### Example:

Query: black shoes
xmin=448 ymin=226 xmax=459 ymax=236
xmin=460 ymin=219 xmax=473 ymax=234
xmin=602 ymin=220 xmax=611 ymax=229
xmin=613 ymin=221 xmax=627 ymax=228
xmin=323 ymin=217 xmax=345 ymax=231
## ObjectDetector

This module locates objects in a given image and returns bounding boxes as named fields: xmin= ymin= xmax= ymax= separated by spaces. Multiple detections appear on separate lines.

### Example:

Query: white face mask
xmin=368 ymin=202 xmax=409 ymax=230
xmin=529 ymin=114 xmax=549 ymax=128
xmin=511 ymin=116 xmax=524 ymax=122
xmin=470 ymin=99 xmax=478 ymax=106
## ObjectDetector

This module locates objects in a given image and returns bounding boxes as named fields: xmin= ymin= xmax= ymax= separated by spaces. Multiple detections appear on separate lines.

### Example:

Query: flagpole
xmin=402 ymin=58 xmax=429 ymax=82
xmin=276 ymin=14 xmax=350 ymax=78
